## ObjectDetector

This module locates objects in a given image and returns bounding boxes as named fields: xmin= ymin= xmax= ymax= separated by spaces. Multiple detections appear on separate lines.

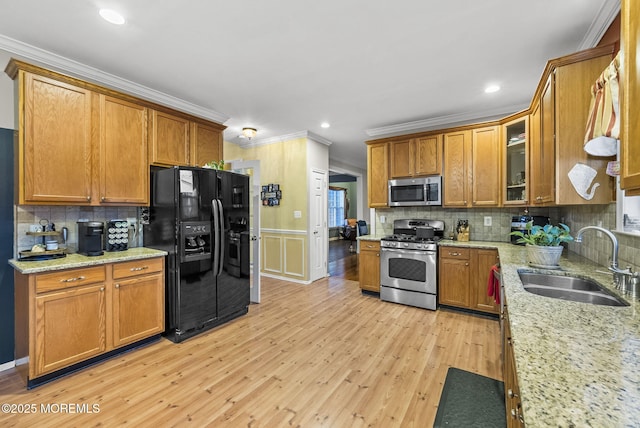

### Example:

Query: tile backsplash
xmin=373 ymin=206 xmax=557 ymax=241
xmin=561 ymin=203 xmax=640 ymax=272
xmin=14 ymin=205 xmax=141 ymax=257
xmin=374 ymin=203 xmax=639 ymax=272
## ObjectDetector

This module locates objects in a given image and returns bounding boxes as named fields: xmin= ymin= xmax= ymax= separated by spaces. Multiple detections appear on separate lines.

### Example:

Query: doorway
xmin=328 ymin=170 xmax=360 ymax=280
xmin=229 ymin=160 xmax=261 ymax=303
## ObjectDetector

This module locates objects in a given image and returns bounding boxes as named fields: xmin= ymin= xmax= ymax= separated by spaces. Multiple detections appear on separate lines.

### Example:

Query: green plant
xmin=204 ymin=160 xmax=225 ymax=170
xmin=510 ymin=221 xmax=573 ymax=246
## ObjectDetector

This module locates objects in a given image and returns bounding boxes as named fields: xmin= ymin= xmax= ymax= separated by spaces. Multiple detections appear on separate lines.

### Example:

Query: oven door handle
xmin=381 ymin=247 xmax=437 ymax=256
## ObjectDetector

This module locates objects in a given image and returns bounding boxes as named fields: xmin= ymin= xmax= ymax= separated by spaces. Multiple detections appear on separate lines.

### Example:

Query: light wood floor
xmin=0 ymin=276 xmax=501 ymax=427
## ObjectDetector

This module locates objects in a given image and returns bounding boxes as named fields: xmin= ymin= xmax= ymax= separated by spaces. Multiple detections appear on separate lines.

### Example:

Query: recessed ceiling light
xmin=321 ymin=122 xmax=330 ymax=128
xmin=485 ymin=85 xmax=500 ymax=94
xmin=99 ymin=9 xmax=126 ymax=25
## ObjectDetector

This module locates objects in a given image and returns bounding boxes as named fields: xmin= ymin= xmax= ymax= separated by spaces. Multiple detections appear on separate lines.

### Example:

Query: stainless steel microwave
xmin=388 ymin=176 xmax=442 ymax=207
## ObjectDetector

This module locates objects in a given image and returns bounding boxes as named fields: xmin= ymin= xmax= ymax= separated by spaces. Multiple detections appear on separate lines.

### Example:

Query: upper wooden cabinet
xmin=503 ymin=115 xmax=529 ymax=206
xmin=530 ymin=74 xmax=556 ymax=205
xmin=190 ymin=121 xmax=225 ymax=168
xmin=19 ymin=72 xmax=93 ymax=204
xmin=389 ymin=135 xmax=442 ymax=178
xmin=10 ymin=68 xmax=149 ymax=206
xmin=529 ymin=46 xmax=615 ymax=206
xmin=621 ymin=0 xmax=640 ymax=194
xmin=98 ymin=95 xmax=149 ymax=205
xmin=367 ymin=142 xmax=390 ymax=208
xmin=443 ymin=126 xmax=500 ymax=208
xmin=149 ymin=110 xmax=190 ymax=167
xmin=6 ymin=59 xmax=226 ymax=206
xmin=471 ymin=126 xmax=501 ymax=206
xmin=443 ymin=130 xmax=471 ymax=207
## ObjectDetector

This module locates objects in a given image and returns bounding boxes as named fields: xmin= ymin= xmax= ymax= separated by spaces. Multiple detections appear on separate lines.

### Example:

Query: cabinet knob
xmin=115 ymin=283 xmax=120 ymax=289
xmin=101 ymin=197 xmax=105 ymax=202
xmin=86 ymin=196 xmax=91 ymax=201
xmin=100 ymin=287 xmax=104 ymax=292
xmin=536 ymin=196 xmax=542 ymax=201
xmin=465 ymin=262 xmax=469 ymax=266
xmin=508 ymin=389 xmax=519 ymax=398
xmin=376 ymin=253 xmax=379 ymax=257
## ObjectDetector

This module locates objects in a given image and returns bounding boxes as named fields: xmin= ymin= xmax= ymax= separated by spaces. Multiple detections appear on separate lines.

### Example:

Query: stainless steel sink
xmin=518 ymin=272 xmax=629 ymax=307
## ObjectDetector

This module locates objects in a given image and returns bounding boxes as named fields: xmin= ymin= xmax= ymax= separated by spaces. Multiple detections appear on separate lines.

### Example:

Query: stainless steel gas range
xmin=380 ymin=219 xmax=445 ymax=310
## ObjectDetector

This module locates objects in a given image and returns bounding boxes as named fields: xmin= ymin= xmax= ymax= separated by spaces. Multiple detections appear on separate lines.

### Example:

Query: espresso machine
xmin=77 ymin=221 xmax=105 ymax=256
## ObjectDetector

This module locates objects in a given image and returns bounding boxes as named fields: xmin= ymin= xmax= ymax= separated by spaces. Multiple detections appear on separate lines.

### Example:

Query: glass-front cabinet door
xmin=503 ymin=116 xmax=528 ymax=205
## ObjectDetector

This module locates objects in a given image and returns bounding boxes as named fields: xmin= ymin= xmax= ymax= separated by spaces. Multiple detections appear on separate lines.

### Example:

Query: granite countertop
xmin=357 ymin=234 xmax=387 ymax=242
xmin=9 ymin=247 xmax=168 ymax=274
xmin=440 ymin=240 xmax=640 ymax=427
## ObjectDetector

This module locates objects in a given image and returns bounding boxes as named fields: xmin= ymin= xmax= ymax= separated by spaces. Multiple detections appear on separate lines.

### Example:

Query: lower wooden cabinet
xmin=35 ymin=283 xmax=107 ymax=375
xmin=112 ymin=258 xmax=165 ymax=347
xmin=358 ymin=241 xmax=381 ymax=292
xmin=438 ymin=246 xmax=499 ymax=314
xmin=503 ymin=305 xmax=525 ymax=427
xmin=439 ymin=247 xmax=471 ymax=307
xmin=15 ymin=257 xmax=164 ymax=383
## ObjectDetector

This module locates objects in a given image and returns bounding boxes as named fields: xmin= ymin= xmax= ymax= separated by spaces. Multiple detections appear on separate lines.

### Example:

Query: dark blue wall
xmin=0 ymin=128 xmax=15 ymax=364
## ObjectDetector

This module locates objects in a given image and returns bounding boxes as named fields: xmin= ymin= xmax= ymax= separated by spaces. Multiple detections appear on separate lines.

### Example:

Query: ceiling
xmin=0 ymin=0 xmax=619 ymax=170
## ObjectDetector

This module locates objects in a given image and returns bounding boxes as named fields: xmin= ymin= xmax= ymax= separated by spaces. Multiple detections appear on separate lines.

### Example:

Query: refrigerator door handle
xmin=212 ymin=199 xmax=221 ymax=275
xmin=216 ymin=199 xmax=225 ymax=276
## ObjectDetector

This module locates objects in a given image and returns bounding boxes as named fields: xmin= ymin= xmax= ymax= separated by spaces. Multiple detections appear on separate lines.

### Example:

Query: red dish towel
xmin=487 ymin=264 xmax=500 ymax=305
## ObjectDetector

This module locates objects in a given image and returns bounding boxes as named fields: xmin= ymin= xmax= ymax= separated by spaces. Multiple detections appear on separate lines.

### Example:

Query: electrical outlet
xmin=484 ymin=216 xmax=492 ymax=227
xmin=380 ymin=215 xmax=386 ymax=224
xmin=294 ymin=210 xmax=302 ymax=219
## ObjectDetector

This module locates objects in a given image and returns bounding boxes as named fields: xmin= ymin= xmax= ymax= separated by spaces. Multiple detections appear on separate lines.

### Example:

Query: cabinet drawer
xmin=113 ymin=257 xmax=163 ymax=279
xmin=360 ymin=241 xmax=381 ymax=252
xmin=440 ymin=247 xmax=470 ymax=260
xmin=36 ymin=266 xmax=106 ymax=293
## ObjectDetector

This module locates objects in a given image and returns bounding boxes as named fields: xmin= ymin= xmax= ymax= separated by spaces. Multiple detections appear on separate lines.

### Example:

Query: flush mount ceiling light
xmin=485 ymin=84 xmax=501 ymax=94
xmin=321 ymin=122 xmax=331 ymax=129
xmin=241 ymin=127 xmax=257 ymax=140
xmin=99 ymin=9 xmax=126 ymax=25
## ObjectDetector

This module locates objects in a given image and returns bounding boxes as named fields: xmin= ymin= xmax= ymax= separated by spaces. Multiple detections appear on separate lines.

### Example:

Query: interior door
xmin=310 ymin=170 xmax=328 ymax=281
xmin=229 ymin=160 xmax=261 ymax=303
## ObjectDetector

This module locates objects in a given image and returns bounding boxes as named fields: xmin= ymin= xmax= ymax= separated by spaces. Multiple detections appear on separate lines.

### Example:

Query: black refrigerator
xmin=144 ymin=166 xmax=250 ymax=343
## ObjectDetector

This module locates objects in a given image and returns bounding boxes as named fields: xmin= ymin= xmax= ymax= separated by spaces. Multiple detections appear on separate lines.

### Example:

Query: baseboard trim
xmin=0 ymin=360 xmax=15 ymax=373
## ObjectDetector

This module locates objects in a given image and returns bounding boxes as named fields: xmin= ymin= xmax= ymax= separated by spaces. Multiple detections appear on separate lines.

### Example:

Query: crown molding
xmin=0 ymin=34 xmax=229 ymax=124
xmin=578 ymin=0 xmax=621 ymax=51
xmin=237 ymin=130 xmax=333 ymax=148
xmin=365 ymin=103 xmax=529 ymax=137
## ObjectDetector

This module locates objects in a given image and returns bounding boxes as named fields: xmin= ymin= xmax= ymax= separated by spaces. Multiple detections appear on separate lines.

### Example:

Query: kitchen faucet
xmin=575 ymin=226 xmax=635 ymax=288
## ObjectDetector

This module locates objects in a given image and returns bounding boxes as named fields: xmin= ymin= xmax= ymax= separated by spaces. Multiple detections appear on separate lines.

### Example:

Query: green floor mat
xmin=433 ymin=367 xmax=506 ymax=428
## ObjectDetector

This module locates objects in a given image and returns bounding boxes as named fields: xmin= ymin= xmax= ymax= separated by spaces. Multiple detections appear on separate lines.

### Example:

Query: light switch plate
xmin=484 ymin=216 xmax=492 ymax=226
xmin=294 ymin=210 xmax=302 ymax=218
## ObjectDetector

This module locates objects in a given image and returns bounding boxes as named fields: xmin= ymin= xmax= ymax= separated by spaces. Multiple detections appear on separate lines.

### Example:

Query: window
xmin=617 ymin=179 xmax=640 ymax=234
xmin=328 ymin=188 xmax=346 ymax=228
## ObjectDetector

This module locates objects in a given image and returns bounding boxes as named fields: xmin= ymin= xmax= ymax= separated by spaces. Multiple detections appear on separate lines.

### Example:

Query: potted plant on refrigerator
xmin=510 ymin=221 xmax=573 ymax=268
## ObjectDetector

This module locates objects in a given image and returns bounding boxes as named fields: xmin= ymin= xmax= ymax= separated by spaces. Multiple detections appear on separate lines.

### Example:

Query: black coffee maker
xmin=510 ymin=215 xmax=549 ymax=245
xmin=77 ymin=221 xmax=104 ymax=256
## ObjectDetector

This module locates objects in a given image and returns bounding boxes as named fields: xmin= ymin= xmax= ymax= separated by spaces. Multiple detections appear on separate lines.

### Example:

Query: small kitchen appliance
xmin=77 ymin=221 xmax=104 ymax=256
xmin=510 ymin=215 xmax=550 ymax=244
